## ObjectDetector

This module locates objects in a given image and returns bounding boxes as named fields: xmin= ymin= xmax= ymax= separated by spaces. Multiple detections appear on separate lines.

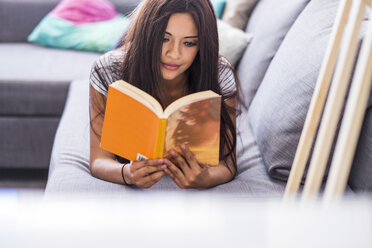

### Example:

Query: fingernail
xmin=158 ymin=158 xmax=164 ymax=163
xmin=161 ymin=165 xmax=167 ymax=170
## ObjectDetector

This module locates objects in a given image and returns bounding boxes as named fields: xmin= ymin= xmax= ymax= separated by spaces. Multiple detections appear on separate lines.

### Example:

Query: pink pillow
xmin=50 ymin=0 xmax=119 ymax=25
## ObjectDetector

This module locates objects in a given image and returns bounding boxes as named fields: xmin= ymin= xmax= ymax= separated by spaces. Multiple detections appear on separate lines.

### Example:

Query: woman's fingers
xmin=131 ymin=159 xmax=164 ymax=171
xmin=179 ymin=144 xmax=200 ymax=170
xmin=161 ymin=164 xmax=184 ymax=188
xmin=163 ymin=159 xmax=189 ymax=188
xmin=125 ymin=159 xmax=166 ymax=188
xmin=133 ymin=164 xmax=163 ymax=180
xmin=140 ymin=171 xmax=165 ymax=188
xmin=168 ymin=149 xmax=190 ymax=173
xmin=163 ymin=145 xmax=209 ymax=189
xmin=166 ymin=170 xmax=185 ymax=189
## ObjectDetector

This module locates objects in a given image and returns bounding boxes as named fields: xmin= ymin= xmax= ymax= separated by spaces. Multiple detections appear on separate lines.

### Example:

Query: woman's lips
xmin=162 ymin=63 xmax=180 ymax=71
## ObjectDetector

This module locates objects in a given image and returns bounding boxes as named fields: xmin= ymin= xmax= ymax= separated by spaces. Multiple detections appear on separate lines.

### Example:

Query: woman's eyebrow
xmin=165 ymin=31 xmax=198 ymax=39
xmin=184 ymin=35 xmax=198 ymax=39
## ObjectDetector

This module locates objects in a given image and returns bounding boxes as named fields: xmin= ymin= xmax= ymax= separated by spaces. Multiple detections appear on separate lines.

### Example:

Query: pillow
xmin=211 ymin=0 xmax=226 ymax=19
xmin=349 ymin=108 xmax=372 ymax=192
xmin=222 ymin=0 xmax=258 ymax=30
xmin=236 ymin=0 xmax=309 ymax=108
xmin=247 ymin=0 xmax=370 ymax=185
xmin=218 ymin=20 xmax=252 ymax=66
xmin=28 ymin=0 xmax=131 ymax=53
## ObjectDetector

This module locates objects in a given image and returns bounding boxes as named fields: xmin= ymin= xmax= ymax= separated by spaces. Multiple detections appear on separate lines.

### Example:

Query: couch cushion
xmin=222 ymin=0 xmax=258 ymax=30
xmin=0 ymin=116 xmax=59 ymax=169
xmin=0 ymin=0 xmax=141 ymax=42
xmin=0 ymin=43 xmax=100 ymax=115
xmin=247 ymin=0 xmax=371 ymax=189
xmin=0 ymin=80 xmax=69 ymax=116
xmin=218 ymin=20 xmax=253 ymax=66
xmin=0 ymin=43 xmax=100 ymax=82
xmin=211 ymin=0 xmax=226 ymax=19
xmin=349 ymin=108 xmax=372 ymax=192
xmin=45 ymin=79 xmax=285 ymax=196
xmin=236 ymin=0 xmax=310 ymax=107
xmin=27 ymin=0 xmax=132 ymax=53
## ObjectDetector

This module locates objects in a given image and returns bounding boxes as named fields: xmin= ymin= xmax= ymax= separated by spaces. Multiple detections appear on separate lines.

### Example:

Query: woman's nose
xmin=166 ymin=43 xmax=181 ymax=59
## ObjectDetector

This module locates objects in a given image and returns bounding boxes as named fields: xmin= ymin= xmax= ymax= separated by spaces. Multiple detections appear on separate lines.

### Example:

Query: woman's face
xmin=161 ymin=13 xmax=199 ymax=83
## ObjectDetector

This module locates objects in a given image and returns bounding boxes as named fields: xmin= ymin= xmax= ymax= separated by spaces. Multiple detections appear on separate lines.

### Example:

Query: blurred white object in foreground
xmin=0 ymin=190 xmax=371 ymax=248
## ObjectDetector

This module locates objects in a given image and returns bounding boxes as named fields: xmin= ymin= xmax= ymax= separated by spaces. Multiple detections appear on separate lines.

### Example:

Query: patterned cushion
xmin=211 ymin=0 xmax=227 ymax=19
xmin=28 ymin=0 xmax=131 ymax=53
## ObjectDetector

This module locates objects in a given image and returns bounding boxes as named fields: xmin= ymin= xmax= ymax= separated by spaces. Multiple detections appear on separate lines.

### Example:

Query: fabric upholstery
xmin=45 ymin=79 xmax=286 ymax=196
xmin=236 ymin=0 xmax=310 ymax=107
xmin=0 ymin=116 xmax=59 ymax=169
xmin=0 ymin=80 xmax=69 ymax=116
xmin=0 ymin=43 xmax=100 ymax=82
xmin=51 ymin=0 xmax=119 ymax=24
xmin=222 ymin=0 xmax=258 ymax=30
xmin=349 ymin=108 xmax=372 ymax=192
xmin=28 ymin=0 xmax=131 ymax=53
xmin=0 ymin=0 xmax=59 ymax=43
xmin=0 ymin=42 xmax=99 ymax=169
xmin=218 ymin=20 xmax=253 ymax=66
xmin=248 ymin=0 xmax=371 ymax=183
xmin=0 ymin=0 xmax=141 ymax=42
xmin=211 ymin=0 xmax=226 ymax=19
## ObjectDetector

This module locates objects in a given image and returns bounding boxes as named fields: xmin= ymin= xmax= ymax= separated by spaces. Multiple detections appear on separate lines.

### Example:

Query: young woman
xmin=89 ymin=0 xmax=240 ymax=189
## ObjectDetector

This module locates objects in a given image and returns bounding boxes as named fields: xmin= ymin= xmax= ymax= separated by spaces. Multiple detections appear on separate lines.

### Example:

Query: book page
xmin=112 ymin=80 xmax=164 ymax=117
xmin=164 ymin=97 xmax=221 ymax=166
xmin=163 ymin=90 xmax=220 ymax=118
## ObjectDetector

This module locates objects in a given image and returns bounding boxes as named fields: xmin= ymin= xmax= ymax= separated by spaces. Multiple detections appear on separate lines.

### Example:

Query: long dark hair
xmin=91 ymin=0 xmax=241 ymax=175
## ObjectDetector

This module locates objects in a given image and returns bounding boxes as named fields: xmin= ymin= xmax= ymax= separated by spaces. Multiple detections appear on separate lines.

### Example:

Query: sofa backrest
xmin=246 ymin=0 xmax=371 ymax=192
xmin=0 ymin=0 xmax=140 ymax=43
xmin=236 ymin=0 xmax=310 ymax=107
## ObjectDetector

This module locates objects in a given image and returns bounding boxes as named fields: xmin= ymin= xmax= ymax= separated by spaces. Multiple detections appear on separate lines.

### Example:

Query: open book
xmin=100 ymin=80 xmax=221 ymax=166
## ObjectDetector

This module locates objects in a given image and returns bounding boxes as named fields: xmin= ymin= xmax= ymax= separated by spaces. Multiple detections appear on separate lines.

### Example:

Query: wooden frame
xmin=284 ymin=0 xmax=371 ymax=201
xmin=324 ymin=10 xmax=372 ymax=201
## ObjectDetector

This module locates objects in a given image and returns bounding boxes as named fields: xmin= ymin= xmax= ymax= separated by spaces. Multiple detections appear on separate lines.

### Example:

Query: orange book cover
xmin=100 ymin=80 xmax=221 ymax=166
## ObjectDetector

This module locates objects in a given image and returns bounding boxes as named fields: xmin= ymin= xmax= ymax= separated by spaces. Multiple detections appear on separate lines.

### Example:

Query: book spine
xmin=155 ymin=118 xmax=167 ymax=158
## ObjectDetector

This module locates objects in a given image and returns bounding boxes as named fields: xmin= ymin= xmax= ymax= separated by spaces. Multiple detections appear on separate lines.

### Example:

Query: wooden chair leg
xmin=324 ymin=17 xmax=372 ymax=202
xmin=301 ymin=0 xmax=366 ymax=200
xmin=366 ymin=0 xmax=371 ymax=8
xmin=284 ymin=0 xmax=352 ymax=199
xmin=284 ymin=0 xmax=353 ymax=199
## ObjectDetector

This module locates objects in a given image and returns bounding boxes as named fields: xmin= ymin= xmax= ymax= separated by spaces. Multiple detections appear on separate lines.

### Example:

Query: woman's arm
xmin=161 ymin=97 xmax=237 ymax=189
xmin=89 ymin=86 xmax=166 ymax=188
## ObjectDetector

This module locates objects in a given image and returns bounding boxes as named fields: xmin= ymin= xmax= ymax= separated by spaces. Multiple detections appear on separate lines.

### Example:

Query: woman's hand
xmin=124 ymin=159 xmax=166 ymax=188
xmin=161 ymin=144 xmax=211 ymax=189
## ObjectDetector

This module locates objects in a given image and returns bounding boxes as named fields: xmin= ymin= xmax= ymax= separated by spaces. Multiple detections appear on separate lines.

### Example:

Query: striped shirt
xmin=90 ymin=49 xmax=237 ymax=100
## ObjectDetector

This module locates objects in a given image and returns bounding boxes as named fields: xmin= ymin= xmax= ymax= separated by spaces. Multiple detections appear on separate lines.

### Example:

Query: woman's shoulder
xmin=218 ymin=56 xmax=232 ymax=67
xmin=218 ymin=56 xmax=237 ymax=98
xmin=92 ymin=49 xmax=125 ymax=71
xmin=90 ymin=49 xmax=125 ymax=96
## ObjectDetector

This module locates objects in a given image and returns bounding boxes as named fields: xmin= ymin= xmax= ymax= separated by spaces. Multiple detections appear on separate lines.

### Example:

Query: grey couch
xmin=2 ymin=0 xmax=370 ymax=194
xmin=0 ymin=0 xmax=140 ymax=171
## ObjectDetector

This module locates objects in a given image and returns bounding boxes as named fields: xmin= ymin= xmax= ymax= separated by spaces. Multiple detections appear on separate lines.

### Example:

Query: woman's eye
xmin=163 ymin=38 xmax=170 ymax=43
xmin=184 ymin=41 xmax=197 ymax=47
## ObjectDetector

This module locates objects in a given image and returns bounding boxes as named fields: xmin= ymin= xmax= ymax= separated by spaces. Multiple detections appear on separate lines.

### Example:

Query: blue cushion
xmin=211 ymin=0 xmax=226 ymax=19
